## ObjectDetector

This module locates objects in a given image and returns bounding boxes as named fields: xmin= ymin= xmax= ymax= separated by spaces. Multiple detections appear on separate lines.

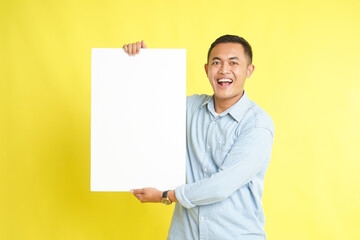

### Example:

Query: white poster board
xmin=91 ymin=48 xmax=186 ymax=191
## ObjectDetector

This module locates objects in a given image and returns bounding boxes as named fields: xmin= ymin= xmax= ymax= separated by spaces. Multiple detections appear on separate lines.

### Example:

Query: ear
xmin=204 ymin=63 xmax=208 ymax=75
xmin=246 ymin=64 xmax=255 ymax=79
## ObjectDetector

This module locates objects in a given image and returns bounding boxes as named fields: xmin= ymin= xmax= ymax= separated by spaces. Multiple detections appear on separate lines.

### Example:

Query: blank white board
xmin=91 ymin=48 xmax=186 ymax=191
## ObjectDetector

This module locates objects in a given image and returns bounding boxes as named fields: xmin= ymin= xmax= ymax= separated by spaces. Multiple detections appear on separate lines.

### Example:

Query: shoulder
xmin=243 ymin=100 xmax=274 ymax=137
xmin=186 ymin=94 xmax=211 ymax=111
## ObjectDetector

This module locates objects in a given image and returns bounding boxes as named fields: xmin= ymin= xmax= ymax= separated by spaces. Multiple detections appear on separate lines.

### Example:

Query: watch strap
xmin=162 ymin=190 xmax=170 ymax=199
xmin=161 ymin=190 xmax=172 ymax=205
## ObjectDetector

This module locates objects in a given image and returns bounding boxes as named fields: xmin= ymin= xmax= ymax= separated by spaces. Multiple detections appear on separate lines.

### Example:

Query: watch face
xmin=162 ymin=198 xmax=172 ymax=205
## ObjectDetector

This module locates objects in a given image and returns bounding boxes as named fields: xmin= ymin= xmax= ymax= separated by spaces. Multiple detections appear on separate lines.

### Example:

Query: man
xmin=124 ymin=35 xmax=274 ymax=239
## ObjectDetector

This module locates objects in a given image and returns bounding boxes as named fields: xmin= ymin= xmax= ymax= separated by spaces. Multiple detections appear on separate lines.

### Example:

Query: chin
xmin=214 ymin=94 xmax=232 ymax=100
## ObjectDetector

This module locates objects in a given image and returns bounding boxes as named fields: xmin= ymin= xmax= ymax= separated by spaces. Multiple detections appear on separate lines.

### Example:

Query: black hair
xmin=207 ymin=34 xmax=253 ymax=64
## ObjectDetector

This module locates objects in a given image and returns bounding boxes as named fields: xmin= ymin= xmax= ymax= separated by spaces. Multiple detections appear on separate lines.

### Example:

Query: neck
xmin=214 ymin=91 xmax=244 ymax=114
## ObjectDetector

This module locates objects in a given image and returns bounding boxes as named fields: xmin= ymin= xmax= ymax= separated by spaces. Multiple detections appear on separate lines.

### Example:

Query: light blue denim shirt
xmin=168 ymin=91 xmax=274 ymax=240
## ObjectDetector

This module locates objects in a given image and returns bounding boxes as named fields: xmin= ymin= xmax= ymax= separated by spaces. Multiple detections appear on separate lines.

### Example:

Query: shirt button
xmin=212 ymin=121 xmax=216 ymax=124
xmin=204 ymin=168 xmax=208 ymax=172
xmin=207 ymin=145 xmax=210 ymax=149
xmin=201 ymin=216 xmax=205 ymax=220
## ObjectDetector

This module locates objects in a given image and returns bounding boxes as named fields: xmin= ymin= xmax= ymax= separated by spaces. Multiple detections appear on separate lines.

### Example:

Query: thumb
xmin=130 ymin=188 xmax=144 ymax=194
xmin=141 ymin=40 xmax=147 ymax=49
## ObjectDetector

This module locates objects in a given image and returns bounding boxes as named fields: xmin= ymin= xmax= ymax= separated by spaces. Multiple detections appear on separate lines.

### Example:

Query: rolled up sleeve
xmin=176 ymin=127 xmax=274 ymax=209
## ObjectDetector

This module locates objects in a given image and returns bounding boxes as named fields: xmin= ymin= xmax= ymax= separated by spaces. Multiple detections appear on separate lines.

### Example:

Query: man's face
xmin=205 ymin=43 xmax=254 ymax=104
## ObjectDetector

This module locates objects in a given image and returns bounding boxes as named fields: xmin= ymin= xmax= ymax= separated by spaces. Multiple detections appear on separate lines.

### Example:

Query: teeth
xmin=217 ymin=79 xmax=232 ymax=83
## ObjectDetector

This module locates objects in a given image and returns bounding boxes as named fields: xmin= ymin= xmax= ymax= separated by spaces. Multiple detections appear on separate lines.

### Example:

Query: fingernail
xmin=130 ymin=189 xmax=134 ymax=194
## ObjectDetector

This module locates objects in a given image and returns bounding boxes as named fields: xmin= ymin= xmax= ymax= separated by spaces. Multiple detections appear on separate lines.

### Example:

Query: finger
xmin=134 ymin=194 xmax=145 ymax=203
xmin=131 ymin=188 xmax=144 ymax=194
xmin=141 ymin=40 xmax=147 ymax=49
xmin=128 ymin=44 xmax=132 ymax=56
xmin=131 ymin=43 xmax=137 ymax=56
xmin=134 ymin=193 xmax=142 ymax=199
xmin=133 ymin=194 xmax=142 ymax=202
xmin=123 ymin=44 xmax=129 ymax=54
xmin=136 ymin=41 xmax=141 ymax=54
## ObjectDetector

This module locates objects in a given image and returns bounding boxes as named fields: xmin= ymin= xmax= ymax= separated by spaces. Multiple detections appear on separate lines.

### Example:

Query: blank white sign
xmin=91 ymin=48 xmax=186 ymax=191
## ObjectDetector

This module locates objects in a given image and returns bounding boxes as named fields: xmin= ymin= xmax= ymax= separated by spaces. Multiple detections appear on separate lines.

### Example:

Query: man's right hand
xmin=123 ymin=40 xmax=147 ymax=56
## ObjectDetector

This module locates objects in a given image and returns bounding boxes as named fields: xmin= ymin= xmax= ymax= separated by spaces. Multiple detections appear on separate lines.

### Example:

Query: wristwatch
xmin=161 ymin=190 xmax=172 ymax=205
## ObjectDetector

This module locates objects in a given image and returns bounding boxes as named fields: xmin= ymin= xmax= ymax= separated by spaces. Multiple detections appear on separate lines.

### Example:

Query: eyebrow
xmin=212 ymin=57 xmax=222 ymax=61
xmin=211 ymin=56 xmax=239 ymax=61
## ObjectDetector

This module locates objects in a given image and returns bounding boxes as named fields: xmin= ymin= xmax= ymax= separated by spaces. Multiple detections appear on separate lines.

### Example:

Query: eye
xmin=230 ymin=61 xmax=238 ymax=65
xmin=212 ymin=61 xmax=221 ymax=65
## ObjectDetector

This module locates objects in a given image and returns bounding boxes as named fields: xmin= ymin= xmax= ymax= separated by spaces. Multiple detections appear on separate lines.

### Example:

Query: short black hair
xmin=207 ymin=35 xmax=253 ymax=64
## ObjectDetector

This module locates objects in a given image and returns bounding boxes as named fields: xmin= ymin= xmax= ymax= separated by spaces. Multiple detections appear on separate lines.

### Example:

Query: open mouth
xmin=217 ymin=78 xmax=233 ymax=87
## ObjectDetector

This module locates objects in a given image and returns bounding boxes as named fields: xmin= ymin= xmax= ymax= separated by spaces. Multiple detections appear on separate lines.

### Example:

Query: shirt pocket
xmin=214 ymin=143 xmax=232 ymax=167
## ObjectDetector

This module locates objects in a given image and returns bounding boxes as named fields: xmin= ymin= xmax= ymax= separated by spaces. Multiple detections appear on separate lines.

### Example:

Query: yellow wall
xmin=1 ymin=0 xmax=360 ymax=239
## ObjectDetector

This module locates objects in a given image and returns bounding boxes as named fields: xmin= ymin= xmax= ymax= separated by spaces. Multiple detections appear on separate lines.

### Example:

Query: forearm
xmin=175 ymin=162 xmax=257 ymax=208
xmin=176 ymin=128 xmax=274 ymax=209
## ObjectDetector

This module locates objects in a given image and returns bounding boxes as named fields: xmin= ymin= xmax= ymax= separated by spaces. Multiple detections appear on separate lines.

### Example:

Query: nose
xmin=219 ymin=62 xmax=230 ymax=74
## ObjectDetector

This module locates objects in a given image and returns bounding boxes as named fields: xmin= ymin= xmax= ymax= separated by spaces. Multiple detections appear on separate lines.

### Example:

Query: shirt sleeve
xmin=175 ymin=127 xmax=274 ymax=209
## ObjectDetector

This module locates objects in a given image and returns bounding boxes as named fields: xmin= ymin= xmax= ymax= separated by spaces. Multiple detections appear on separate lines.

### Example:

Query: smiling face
xmin=205 ymin=42 xmax=254 ymax=112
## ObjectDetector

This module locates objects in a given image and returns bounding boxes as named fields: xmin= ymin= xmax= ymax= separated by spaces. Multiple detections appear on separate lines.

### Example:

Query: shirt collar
xmin=202 ymin=91 xmax=250 ymax=122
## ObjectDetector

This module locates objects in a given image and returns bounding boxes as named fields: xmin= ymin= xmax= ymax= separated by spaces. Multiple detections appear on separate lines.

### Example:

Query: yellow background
xmin=1 ymin=0 xmax=360 ymax=239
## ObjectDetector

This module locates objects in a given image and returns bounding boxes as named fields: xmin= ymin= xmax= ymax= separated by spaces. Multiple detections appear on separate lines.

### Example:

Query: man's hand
xmin=130 ymin=187 xmax=162 ymax=203
xmin=123 ymin=40 xmax=147 ymax=56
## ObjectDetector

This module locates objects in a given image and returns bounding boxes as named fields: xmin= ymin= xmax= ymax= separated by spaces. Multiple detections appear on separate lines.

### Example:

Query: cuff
xmin=175 ymin=184 xmax=196 ymax=209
